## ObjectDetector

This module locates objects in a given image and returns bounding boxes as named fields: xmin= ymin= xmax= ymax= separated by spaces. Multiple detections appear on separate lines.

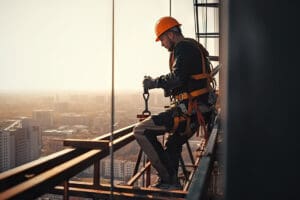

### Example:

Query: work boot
xmin=151 ymin=176 xmax=182 ymax=190
xmin=150 ymin=177 xmax=170 ymax=189
xmin=169 ymin=174 xmax=183 ymax=190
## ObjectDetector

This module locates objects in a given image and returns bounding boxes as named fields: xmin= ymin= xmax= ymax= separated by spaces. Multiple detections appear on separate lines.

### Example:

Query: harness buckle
xmin=178 ymin=103 xmax=188 ymax=114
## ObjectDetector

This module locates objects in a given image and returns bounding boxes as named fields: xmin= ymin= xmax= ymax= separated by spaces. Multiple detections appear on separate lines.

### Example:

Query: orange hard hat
xmin=155 ymin=16 xmax=181 ymax=42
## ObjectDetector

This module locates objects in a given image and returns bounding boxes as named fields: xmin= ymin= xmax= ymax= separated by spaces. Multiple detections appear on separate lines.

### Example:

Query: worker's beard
xmin=168 ymin=41 xmax=175 ymax=52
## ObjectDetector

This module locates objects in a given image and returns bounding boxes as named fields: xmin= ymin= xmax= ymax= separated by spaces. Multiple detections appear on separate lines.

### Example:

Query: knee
xmin=133 ymin=117 xmax=153 ymax=137
xmin=133 ymin=125 xmax=143 ymax=137
xmin=133 ymin=122 xmax=148 ymax=138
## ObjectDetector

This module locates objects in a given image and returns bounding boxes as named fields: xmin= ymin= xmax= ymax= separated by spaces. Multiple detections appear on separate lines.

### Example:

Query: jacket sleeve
xmin=156 ymin=42 xmax=192 ymax=90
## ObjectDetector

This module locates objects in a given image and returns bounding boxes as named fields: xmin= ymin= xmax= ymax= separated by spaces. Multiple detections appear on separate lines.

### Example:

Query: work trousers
xmin=133 ymin=108 xmax=189 ymax=183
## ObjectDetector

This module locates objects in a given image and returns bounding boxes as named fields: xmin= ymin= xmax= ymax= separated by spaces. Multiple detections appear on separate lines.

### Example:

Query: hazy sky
xmin=0 ymin=0 xmax=217 ymax=92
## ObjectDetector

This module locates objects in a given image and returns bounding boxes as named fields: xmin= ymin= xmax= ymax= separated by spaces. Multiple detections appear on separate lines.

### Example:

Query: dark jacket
xmin=156 ymin=38 xmax=211 ymax=103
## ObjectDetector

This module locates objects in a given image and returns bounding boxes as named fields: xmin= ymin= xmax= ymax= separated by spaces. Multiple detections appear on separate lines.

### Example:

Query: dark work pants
xmin=133 ymin=108 xmax=189 ymax=183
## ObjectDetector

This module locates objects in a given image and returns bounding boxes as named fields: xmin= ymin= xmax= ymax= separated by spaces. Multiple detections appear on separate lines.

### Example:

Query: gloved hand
xmin=143 ymin=76 xmax=158 ymax=91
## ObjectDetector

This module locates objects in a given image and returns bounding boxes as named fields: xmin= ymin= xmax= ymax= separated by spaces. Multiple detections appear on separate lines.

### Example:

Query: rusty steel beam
xmin=127 ymin=161 xmax=151 ymax=186
xmin=0 ymin=124 xmax=135 ymax=192
xmin=0 ymin=126 xmax=136 ymax=200
xmin=63 ymin=139 xmax=110 ymax=149
xmin=112 ymin=132 xmax=135 ymax=148
xmin=93 ymin=123 xmax=137 ymax=141
xmin=0 ymin=148 xmax=85 ymax=191
xmin=0 ymin=113 xmax=220 ymax=200
xmin=0 ymin=149 xmax=105 ymax=200
xmin=52 ymin=183 xmax=187 ymax=200
xmin=208 ymin=55 xmax=219 ymax=61
xmin=93 ymin=160 xmax=100 ymax=186
xmin=194 ymin=3 xmax=219 ymax=8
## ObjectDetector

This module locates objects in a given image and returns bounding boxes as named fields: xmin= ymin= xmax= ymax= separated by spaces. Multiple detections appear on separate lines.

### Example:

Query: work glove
xmin=143 ymin=76 xmax=158 ymax=91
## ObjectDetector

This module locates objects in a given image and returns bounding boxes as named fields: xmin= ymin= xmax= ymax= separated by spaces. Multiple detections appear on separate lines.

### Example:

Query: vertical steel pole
xmin=63 ymin=180 xmax=69 ymax=200
xmin=169 ymin=0 xmax=172 ymax=16
xmin=93 ymin=161 xmax=100 ymax=186
xmin=194 ymin=0 xmax=200 ymax=42
xmin=110 ymin=0 xmax=115 ymax=199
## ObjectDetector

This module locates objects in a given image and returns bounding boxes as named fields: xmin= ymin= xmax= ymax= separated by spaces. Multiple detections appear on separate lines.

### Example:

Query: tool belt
xmin=174 ymin=88 xmax=209 ymax=101
xmin=171 ymin=91 xmax=210 ymax=139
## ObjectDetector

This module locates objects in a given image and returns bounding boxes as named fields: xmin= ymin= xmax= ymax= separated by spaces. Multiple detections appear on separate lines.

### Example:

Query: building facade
xmin=32 ymin=110 xmax=54 ymax=129
xmin=0 ymin=118 xmax=41 ymax=172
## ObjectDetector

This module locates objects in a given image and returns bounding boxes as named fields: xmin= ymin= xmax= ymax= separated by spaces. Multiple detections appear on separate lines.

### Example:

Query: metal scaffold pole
xmin=169 ymin=0 xmax=172 ymax=16
xmin=110 ymin=0 xmax=115 ymax=199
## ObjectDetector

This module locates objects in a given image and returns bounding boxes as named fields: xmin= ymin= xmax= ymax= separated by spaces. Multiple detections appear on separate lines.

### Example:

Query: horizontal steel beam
xmin=0 ymin=125 xmax=137 ymax=200
xmin=0 ymin=148 xmax=85 ymax=191
xmin=0 ymin=124 xmax=136 ymax=192
xmin=63 ymin=139 xmax=110 ymax=149
xmin=194 ymin=3 xmax=219 ymax=8
xmin=0 ymin=149 xmax=105 ymax=200
xmin=209 ymin=56 xmax=219 ymax=62
xmin=196 ymin=32 xmax=220 ymax=39
xmin=52 ymin=183 xmax=187 ymax=200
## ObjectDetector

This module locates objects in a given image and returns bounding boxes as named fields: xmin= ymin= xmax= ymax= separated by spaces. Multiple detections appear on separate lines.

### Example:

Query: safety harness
xmin=171 ymin=42 xmax=215 ymax=139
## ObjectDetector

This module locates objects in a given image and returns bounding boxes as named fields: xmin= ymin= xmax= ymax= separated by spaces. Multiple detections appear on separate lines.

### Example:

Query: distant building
xmin=101 ymin=159 xmax=136 ymax=182
xmin=0 ymin=118 xmax=41 ymax=172
xmin=32 ymin=110 xmax=54 ymax=129
xmin=0 ymin=121 xmax=16 ymax=171
xmin=60 ymin=113 xmax=88 ymax=126
xmin=93 ymin=112 xmax=110 ymax=132
xmin=54 ymin=102 xmax=69 ymax=113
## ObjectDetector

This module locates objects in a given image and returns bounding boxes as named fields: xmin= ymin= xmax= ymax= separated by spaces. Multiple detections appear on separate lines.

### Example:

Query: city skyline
xmin=0 ymin=90 xmax=174 ymax=174
xmin=0 ymin=0 xmax=212 ymax=92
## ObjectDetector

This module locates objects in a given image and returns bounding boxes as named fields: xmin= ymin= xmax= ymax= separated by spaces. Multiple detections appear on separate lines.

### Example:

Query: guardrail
xmin=0 ymin=124 xmax=136 ymax=199
xmin=0 ymin=113 xmax=221 ymax=200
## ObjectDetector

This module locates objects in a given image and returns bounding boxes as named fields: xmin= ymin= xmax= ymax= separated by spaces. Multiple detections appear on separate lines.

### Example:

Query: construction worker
xmin=133 ymin=16 xmax=217 ymax=190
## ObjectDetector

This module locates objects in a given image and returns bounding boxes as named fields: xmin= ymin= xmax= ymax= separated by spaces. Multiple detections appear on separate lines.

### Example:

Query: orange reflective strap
xmin=190 ymin=88 xmax=209 ymax=97
xmin=191 ymin=73 xmax=210 ymax=80
xmin=175 ymin=88 xmax=209 ymax=101
xmin=192 ymin=101 xmax=207 ymax=138
xmin=186 ymin=96 xmax=208 ymax=138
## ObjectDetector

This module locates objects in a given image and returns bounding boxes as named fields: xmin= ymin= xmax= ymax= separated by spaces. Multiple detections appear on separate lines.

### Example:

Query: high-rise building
xmin=0 ymin=118 xmax=41 ymax=172
xmin=32 ymin=110 xmax=54 ymax=129
xmin=101 ymin=159 xmax=136 ymax=182
xmin=0 ymin=120 xmax=16 ymax=172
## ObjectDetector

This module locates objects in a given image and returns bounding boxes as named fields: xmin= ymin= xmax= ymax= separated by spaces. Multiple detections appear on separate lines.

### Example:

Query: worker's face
xmin=159 ymin=32 xmax=175 ymax=52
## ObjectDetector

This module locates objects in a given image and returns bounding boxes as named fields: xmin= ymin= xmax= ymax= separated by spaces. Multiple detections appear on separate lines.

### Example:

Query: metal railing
xmin=0 ymin=113 xmax=221 ymax=200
